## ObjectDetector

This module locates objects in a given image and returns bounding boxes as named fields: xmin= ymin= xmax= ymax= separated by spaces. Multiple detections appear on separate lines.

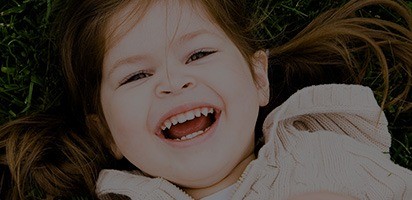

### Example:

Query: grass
xmin=1 ymin=0 xmax=412 ymax=198
xmin=0 ymin=0 xmax=61 ymax=124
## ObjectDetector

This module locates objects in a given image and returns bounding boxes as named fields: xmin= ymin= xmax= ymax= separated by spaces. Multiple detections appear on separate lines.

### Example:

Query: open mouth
xmin=159 ymin=107 xmax=220 ymax=141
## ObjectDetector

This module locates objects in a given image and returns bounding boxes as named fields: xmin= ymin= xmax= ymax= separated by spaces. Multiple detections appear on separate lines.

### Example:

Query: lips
xmin=163 ymin=109 xmax=217 ymax=140
xmin=157 ymin=110 xmax=222 ymax=148
xmin=154 ymin=103 xmax=221 ymax=138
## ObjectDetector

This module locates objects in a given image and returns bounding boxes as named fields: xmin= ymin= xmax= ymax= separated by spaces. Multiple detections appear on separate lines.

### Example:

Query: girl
xmin=1 ymin=0 xmax=412 ymax=199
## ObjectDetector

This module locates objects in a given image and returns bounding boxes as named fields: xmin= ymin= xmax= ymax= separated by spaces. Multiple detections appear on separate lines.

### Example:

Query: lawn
xmin=1 ymin=0 xmax=412 ymax=198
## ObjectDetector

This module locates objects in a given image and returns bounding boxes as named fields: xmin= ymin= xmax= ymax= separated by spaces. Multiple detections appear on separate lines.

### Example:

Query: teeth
xmin=201 ymin=108 xmax=209 ymax=116
xmin=185 ymin=112 xmax=195 ymax=120
xmin=174 ymin=129 xmax=205 ymax=141
xmin=161 ymin=120 xmax=172 ymax=131
xmin=170 ymin=112 xmax=219 ymax=141
xmin=161 ymin=107 xmax=216 ymax=131
xmin=204 ymin=126 xmax=211 ymax=132
xmin=177 ymin=114 xmax=187 ymax=123
xmin=186 ymin=133 xmax=194 ymax=139
xmin=194 ymin=109 xmax=201 ymax=117
xmin=171 ymin=117 xmax=178 ymax=125
xmin=165 ymin=120 xmax=172 ymax=129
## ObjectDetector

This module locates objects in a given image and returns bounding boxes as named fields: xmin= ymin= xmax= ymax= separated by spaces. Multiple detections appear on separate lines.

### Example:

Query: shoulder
xmin=263 ymin=84 xmax=381 ymax=130
xmin=262 ymin=84 xmax=390 ymax=153
xmin=257 ymin=84 xmax=412 ymax=199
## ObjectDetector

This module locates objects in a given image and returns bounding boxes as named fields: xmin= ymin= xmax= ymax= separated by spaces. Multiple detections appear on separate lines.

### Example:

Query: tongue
xmin=167 ymin=115 xmax=212 ymax=139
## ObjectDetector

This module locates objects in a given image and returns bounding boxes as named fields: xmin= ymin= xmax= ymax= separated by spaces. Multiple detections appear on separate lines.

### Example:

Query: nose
xmin=155 ymin=67 xmax=196 ymax=97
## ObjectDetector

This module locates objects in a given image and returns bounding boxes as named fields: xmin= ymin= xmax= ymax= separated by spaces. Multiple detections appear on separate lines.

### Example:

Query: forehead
xmin=104 ymin=0 xmax=221 ymax=51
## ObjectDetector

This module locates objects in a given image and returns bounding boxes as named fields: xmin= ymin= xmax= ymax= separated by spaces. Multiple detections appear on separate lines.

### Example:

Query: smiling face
xmin=100 ymin=0 xmax=269 ymax=193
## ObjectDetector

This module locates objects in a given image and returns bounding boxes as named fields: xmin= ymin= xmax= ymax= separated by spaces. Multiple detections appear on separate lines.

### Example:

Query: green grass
xmin=1 ymin=0 xmax=412 ymax=198
xmin=0 ymin=0 xmax=61 ymax=124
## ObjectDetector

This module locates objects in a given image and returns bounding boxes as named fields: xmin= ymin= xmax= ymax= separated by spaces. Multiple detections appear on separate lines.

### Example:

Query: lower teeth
xmin=174 ymin=126 xmax=212 ymax=141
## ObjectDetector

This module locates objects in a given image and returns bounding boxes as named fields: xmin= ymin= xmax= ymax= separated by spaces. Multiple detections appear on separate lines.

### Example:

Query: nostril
xmin=158 ymin=81 xmax=194 ymax=96
xmin=183 ymin=82 xmax=191 ymax=89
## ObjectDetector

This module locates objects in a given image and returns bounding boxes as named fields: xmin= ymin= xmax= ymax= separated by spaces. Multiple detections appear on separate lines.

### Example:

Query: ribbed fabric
xmin=200 ymin=183 xmax=237 ymax=200
xmin=96 ymin=84 xmax=412 ymax=200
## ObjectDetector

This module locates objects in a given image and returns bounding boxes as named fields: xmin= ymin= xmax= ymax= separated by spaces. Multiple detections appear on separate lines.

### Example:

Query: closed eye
xmin=185 ymin=49 xmax=217 ymax=64
xmin=119 ymin=70 xmax=152 ymax=86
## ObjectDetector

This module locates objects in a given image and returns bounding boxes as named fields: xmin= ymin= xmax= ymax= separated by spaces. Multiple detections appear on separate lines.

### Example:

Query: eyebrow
xmin=108 ymin=29 xmax=218 ymax=76
xmin=176 ymin=29 xmax=216 ymax=45
xmin=108 ymin=54 xmax=147 ymax=77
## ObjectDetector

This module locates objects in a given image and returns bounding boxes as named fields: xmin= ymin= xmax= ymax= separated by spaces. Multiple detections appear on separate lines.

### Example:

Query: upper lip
xmin=154 ymin=102 xmax=221 ymax=135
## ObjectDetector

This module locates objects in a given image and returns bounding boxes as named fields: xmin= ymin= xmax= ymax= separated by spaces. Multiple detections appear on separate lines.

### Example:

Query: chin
xmin=167 ymin=166 xmax=231 ymax=188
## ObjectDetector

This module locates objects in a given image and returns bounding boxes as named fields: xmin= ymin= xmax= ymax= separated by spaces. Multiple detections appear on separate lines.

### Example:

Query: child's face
xmin=100 ymin=1 xmax=269 ymax=188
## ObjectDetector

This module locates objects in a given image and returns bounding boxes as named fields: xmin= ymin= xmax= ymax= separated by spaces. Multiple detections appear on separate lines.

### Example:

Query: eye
xmin=185 ymin=49 xmax=217 ymax=64
xmin=119 ymin=70 xmax=152 ymax=86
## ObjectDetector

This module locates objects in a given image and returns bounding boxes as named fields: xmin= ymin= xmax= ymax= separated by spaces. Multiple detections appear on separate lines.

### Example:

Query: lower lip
xmin=157 ymin=112 xmax=221 ymax=148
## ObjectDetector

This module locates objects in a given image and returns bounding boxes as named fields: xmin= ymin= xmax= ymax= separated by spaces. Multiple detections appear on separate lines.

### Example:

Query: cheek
xmin=104 ymin=96 xmax=152 ymax=162
xmin=101 ymin=90 xmax=151 ymax=141
xmin=206 ymin=61 xmax=255 ymax=92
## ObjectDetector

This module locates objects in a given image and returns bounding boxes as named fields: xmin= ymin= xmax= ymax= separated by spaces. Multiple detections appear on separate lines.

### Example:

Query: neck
xmin=182 ymin=153 xmax=255 ymax=199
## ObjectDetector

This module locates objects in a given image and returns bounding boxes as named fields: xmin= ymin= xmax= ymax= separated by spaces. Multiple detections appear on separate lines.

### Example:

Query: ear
xmin=252 ymin=50 xmax=270 ymax=107
xmin=87 ymin=114 xmax=124 ymax=160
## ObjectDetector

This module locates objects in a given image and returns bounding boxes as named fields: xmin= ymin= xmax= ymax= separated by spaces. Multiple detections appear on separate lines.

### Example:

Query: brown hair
xmin=1 ymin=0 xmax=411 ymax=199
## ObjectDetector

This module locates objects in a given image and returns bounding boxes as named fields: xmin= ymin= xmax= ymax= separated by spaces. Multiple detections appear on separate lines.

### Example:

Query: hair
xmin=1 ymin=0 xmax=411 ymax=199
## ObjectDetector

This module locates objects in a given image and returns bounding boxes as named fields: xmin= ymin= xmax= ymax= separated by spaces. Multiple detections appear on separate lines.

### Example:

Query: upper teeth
xmin=161 ymin=107 xmax=214 ymax=131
